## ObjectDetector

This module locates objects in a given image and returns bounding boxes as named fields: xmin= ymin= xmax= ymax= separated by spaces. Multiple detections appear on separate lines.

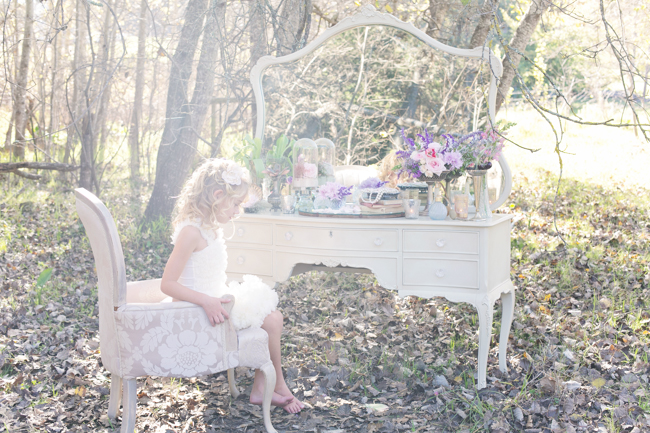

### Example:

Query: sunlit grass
xmin=500 ymin=104 xmax=649 ymax=188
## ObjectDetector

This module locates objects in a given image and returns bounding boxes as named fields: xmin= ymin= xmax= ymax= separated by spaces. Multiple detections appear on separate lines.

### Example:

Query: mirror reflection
xmin=261 ymin=25 xmax=493 ymax=166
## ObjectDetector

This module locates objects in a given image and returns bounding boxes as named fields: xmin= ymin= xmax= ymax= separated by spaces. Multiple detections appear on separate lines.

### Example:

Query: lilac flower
xmin=359 ymin=177 xmax=388 ymax=189
xmin=443 ymin=151 xmax=463 ymax=170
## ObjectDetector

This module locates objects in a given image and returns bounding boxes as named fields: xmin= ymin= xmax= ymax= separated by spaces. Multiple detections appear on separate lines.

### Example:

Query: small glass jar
xmin=281 ymin=195 xmax=296 ymax=214
xmin=403 ymin=199 xmax=420 ymax=219
xmin=453 ymin=194 xmax=469 ymax=220
xmin=292 ymin=138 xmax=319 ymax=191
xmin=296 ymin=190 xmax=314 ymax=212
xmin=315 ymin=138 xmax=336 ymax=185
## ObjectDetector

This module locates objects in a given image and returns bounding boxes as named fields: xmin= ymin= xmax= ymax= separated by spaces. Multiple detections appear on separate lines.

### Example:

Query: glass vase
xmin=292 ymin=138 xmax=319 ymax=191
xmin=267 ymin=178 xmax=282 ymax=212
xmin=468 ymin=169 xmax=492 ymax=221
xmin=444 ymin=170 xmax=464 ymax=218
xmin=315 ymin=138 xmax=336 ymax=185
xmin=420 ymin=171 xmax=449 ymax=216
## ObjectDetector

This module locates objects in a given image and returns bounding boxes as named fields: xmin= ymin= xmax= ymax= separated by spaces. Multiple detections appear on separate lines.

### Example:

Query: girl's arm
xmin=161 ymin=226 xmax=231 ymax=326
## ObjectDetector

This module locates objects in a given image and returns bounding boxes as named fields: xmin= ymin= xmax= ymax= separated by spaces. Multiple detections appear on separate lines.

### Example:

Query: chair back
xmin=75 ymin=188 xmax=126 ymax=376
xmin=334 ymin=165 xmax=379 ymax=187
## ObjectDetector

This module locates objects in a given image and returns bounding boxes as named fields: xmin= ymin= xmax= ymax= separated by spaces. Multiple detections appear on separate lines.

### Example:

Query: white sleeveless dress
xmin=171 ymin=220 xmax=278 ymax=330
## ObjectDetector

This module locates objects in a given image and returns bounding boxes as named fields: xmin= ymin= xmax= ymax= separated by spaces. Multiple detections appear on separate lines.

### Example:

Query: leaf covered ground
xmin=1 ymin=171 xmax=649 ymax=432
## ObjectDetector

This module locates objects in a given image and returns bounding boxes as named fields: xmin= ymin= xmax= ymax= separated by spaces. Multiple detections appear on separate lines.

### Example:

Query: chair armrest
xmin=117 ymin=300 xmax=198 ymax=312
xmin=126 ymin=279 xmax=168 ymax=304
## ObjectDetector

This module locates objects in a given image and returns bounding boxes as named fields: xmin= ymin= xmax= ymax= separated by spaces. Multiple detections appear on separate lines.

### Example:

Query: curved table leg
xmin=475 ymin=296 xmax=495 ymax=389
xmin=499 ymin=284 xmax=516 ymax=373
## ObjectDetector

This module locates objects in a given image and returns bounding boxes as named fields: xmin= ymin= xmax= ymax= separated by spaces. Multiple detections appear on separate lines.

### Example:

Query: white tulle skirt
xmin=219 ymin=275 xmax=278 ymax=330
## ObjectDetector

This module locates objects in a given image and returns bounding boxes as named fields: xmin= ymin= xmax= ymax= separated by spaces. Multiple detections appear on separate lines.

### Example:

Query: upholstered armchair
xmin=74 ymin=188 xmax=277 ymax=433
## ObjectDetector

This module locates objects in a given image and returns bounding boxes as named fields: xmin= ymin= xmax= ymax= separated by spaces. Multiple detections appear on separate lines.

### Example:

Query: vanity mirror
xmin=251 ymin=5 xmax=512 ymax=210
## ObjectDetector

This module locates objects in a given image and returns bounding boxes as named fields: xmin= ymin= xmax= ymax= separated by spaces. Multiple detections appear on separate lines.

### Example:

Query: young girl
xmin=160 ymin=158 xmax=304 ymax=414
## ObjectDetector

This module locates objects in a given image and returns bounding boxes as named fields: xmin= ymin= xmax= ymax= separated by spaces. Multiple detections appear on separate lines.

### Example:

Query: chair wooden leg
xmin=120 ymin=379 xmax=137 ymax=433
xmin=107 ymin=375 xmax=122 ymax=419
xmin=259 ymin=361 xmax=277 ymax=433
xmin=227 ymin=368 xmax=240 ymax=398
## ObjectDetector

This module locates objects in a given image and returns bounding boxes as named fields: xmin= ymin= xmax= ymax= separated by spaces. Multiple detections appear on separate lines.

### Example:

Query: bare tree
xmin=145 ymin=0 xmax=226 ymax=221
xmin=11 ymin=0 xmax=34 ymax=160
xmin=128 ymin=0 xmax=149 ymax=184
xmin=495 ymin=0 xmax=551 ymax=113
xmin=276 ymin=0 xmax=312 ymax=55
xmin=64 ymin=0 xmax=87 ymax=168
xmin=469 ymin=0 xmax=498 ymax=49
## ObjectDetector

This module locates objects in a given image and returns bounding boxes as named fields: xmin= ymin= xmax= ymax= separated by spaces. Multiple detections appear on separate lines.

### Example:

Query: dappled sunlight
xmin=501 ymin=105 xmax=649 ymax=189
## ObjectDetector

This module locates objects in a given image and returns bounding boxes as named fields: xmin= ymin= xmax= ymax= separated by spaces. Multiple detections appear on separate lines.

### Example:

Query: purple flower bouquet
xmin=394 ymin=129 xmax=464 ymax=180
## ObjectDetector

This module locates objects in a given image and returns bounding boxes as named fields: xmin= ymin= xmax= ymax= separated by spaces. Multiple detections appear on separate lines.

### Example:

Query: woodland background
xmin=1 ymin=0 xmax=650 ymax=432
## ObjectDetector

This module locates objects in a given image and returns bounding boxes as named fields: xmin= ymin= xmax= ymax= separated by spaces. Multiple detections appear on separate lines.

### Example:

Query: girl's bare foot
xmin=249 ymin=390 xmax=293 ymax=408
xmin=282 ymin=397 xmax=303 ymax=414
xmin=274 ymin=385 xmax=305 ymax=414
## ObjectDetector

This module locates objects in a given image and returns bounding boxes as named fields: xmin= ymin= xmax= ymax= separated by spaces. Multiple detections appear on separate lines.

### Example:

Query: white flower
xmin=159 ymin=329 xmax=218 ymax=376
xmin=222 ymin=163 xmax=245 ymax=185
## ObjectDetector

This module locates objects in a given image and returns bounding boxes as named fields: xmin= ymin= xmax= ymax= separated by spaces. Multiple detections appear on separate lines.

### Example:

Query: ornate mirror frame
xmin=250 ymin=5 xmax=512 ymax=210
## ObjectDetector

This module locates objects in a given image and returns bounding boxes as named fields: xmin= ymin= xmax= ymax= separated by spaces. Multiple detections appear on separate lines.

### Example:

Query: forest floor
xmin=1 ymin=143 xmax=650 ymax=432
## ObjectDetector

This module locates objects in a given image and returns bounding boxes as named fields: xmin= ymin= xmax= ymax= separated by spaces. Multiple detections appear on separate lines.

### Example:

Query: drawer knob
xmin=374 ymin=237 xmax=383 ymax=246
xmin=435 ymin=269 xmax=445 ymax=278
xmin=285 ymin=232 xmax=293 ymax=241
xmin=237 ymin=228 xmax=245 ymax=237
xmin=237 ymin=256 xmax=245 ymax=265
xmin=436 ymin=239 xmax=446 ymax=247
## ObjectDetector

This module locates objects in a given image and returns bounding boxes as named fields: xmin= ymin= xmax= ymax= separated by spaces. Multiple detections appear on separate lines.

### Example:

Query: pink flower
xmin=410 ymin=150 xmax=426 ymax=161
xmin=427 ymin=142 xmax=442 ymax=153
xmin=303 ymin=163 xmax=318 ymax=178
xmin=424 ymin=157 xmax=446 ymax=176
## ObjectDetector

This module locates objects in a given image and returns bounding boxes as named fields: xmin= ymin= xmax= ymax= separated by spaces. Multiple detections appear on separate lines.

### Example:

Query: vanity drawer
xmin=228 ymin=222 xmax=273 ymax=245
xmin=276 ymin=225 xmax=398 ymax=252
xmin=226 ymin=248 xmax=273 ymax=276
xmin=403 ymin=230 xmax=478 ymax=254
xmin=402 ymin=258 xmax=479 ymax=289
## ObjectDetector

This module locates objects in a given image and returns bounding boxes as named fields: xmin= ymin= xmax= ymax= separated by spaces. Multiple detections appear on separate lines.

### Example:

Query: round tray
xmin=299 ymin=210 xmax=405 ymax=219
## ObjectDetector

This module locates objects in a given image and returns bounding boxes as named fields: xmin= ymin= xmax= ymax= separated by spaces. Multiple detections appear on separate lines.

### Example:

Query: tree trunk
xmin=78 ymin=0 xmax=119 ymax=193
xmin=495 ymin=0 xmax=550 ymax=113
xmin=427 ymin=0 xmax=450 ymax=39
xmin=95 ymin=0 xmax=119 ymax=176
xmin=248 ymin=0 xmax=266 ymax=145
xmin=144 ymin=0 xmax=222 ymax=222
xmin=128 ymin=0 xmax=148 ymax=184
xmin=469 ymin=0 xmax=499 ymax=48
xmin=49 ymin=32 xmax=59 ymax=153
xmin=12 ymin=0 xmax=34 ymax=160
xmin=276 ymin=0 xmax=312 ymax=55
xmin=64 ymin=0 xmax=86 ymax=167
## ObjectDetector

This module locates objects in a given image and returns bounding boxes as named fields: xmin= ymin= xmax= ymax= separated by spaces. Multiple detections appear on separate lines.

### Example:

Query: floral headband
xmin=220 ymin=160 xmax=247 ymax=186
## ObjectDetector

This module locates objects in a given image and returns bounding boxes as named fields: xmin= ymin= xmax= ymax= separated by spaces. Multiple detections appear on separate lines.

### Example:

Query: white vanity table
xmin=224 ymin=212 xmax=515 ymax=389
xmin=238 ymin=5 xmax=516 ymax=389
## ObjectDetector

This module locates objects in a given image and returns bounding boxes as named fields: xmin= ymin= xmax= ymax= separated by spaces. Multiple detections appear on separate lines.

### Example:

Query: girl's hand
xmin=201 ymin=296 xmax=232 ymax=326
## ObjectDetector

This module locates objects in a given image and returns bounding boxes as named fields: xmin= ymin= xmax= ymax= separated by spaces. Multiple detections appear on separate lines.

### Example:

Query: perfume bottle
xmin=428 ymin=184 xmax=448 ymax=221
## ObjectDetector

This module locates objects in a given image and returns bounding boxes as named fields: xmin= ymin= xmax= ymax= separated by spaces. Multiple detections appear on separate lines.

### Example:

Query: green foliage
xmin=36 ymin=268 xmax=53 ymax=287
xmin=234 ymin=133 xmax=295 ymax=182
xmin=233 ymin=135 xmax=265 ymax=181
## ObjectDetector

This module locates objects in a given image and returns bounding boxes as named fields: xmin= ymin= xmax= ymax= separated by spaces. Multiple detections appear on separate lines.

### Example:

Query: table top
xmin=231 ymin=211 xmax=513 ymax=227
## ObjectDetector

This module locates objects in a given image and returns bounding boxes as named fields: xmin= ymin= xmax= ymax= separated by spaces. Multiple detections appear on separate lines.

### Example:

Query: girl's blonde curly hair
xmin=173 ymin=159 xmax=250 ymax=231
